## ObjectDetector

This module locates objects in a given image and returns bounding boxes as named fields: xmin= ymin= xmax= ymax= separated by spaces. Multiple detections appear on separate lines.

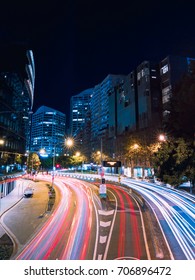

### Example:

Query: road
xmin=122 ymin=179 xmax=195 ymax=260
xmin=8 ymin=175 xmax=153 ymax=260
xmin=2 ymin=173 xmax=193 ymax=260
xmin=101 ymin=184 xmax=149 ymax=260
xmin=66 ymin=173 xmax=194 ymax=260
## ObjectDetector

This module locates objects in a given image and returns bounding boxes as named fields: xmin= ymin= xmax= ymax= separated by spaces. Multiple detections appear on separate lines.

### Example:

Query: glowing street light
xmin=75 ymin=151 xmax=81 ymax=157
xmin=39 ymin=148 xmax=46 ymax=155
xmin=65 ymin=138 xmax=74 ymax=148
xmin=0 ymin=139 xmax=5 ymax=145
xmin=159 ymin=134 xmax=167 ymax=142
xmin=52 ymin=138 xmax=74 ymax=189
xmin=133 ymin=143 xmax=139 ymax=150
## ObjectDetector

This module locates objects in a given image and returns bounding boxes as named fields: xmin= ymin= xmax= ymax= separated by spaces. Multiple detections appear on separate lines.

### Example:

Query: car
xmin=178 ymin=181 xmax=191 ymax=188
xmin=24 ymin=187 xmax=33 ymax=197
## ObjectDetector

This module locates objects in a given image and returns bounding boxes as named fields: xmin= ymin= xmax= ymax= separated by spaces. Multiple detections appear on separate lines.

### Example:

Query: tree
xmin=56 ymin=155 xmax=86 ymax=169
xmin=15 ymin=154 xmax=22 ymax=164
xmin=124 ymin=134 xmax=157 ymax=177
xmin=154 ymin=138 xmax=194 ymax=186
xmin=27 ymin=153 xmax=41 ymax=172
xmin=40 ymin=157 xmax=53 ymax=170
xmin=91 ymin=151 xmax=108 ymax=165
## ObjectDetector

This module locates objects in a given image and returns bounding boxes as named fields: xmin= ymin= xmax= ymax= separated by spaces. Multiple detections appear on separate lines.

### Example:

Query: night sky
xmin=0 ymin=0 xmax=195 ymax=122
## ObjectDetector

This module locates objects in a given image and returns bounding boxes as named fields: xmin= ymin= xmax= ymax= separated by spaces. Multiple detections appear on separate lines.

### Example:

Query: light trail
xmin=122 ymin=179 xmax=195 ymax=260
xmin=61 ymin=179 xmax=94 ymax=259
xmin=16 ymin=179 xmax=72 ymax=259
xmin=15 ymin=172 xmax=194 ymax=260
xmin=108 ymin=185 xmax=142 ymax=259
xmin=16 ymin=176 xmax=96 ymax=260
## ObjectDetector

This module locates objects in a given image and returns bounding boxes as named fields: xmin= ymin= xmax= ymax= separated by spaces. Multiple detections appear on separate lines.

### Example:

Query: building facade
xmin=160 ymin=55 xmax=195 ymax=118
xmin=70 ymin=88 xmax=93 ymax=136
xmin=108 ymin=71 xmax=138 ymax=138
xmin=30 ymin=106 xmax=66 ymax=157
xmin=90 ymin=74 xmax=126 ymax=154
xmin=136 ymin=60 xmax=162 ymax=133
xmin=0 ymin=43 xmax=35 ymax=172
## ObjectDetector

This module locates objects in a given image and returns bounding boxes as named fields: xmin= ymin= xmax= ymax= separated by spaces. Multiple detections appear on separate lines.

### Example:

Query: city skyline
xmin=0 ymin=1 xmax=195 ymax=117
xmin=0 ymin=1 xmax=195 ymax=264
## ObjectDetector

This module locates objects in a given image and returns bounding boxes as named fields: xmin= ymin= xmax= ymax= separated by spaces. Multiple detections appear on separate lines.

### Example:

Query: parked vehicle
xmin=24 ymin=187 xmax=33 ymax=197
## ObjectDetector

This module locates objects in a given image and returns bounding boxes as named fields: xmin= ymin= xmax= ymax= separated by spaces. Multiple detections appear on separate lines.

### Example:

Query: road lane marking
xmin=100 ymin=221 xmax=111 ymax=227
xmin=103 ymin=190 xmax=118 ymax=260
xmin=98 ymin=210 xmax=114 ymax=216
xmin=98 ymin=254 xmax=103 ymax=260
xmin=99 ymin=236 xmax=107 ymax=243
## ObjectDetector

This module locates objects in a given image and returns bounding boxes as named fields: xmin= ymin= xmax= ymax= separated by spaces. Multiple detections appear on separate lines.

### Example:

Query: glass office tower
xmin=30 ymin=106 xmax=66 ymax=157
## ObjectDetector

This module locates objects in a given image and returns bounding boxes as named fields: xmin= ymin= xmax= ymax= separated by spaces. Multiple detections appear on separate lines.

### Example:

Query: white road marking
xmin=98 ymin=210 xmax=114 ymax=216
xmin=100 ymin=221 xmax=111 ymax=227
xmin=98 ymin=254 xmax=103 ymax=260
xmin=99 ymin=236 xmax=107 ymax=243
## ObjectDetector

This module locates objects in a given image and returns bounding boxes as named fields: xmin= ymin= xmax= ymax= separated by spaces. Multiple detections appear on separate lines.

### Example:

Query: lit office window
xmin=161 ymin=64 xmax=169 ymax=74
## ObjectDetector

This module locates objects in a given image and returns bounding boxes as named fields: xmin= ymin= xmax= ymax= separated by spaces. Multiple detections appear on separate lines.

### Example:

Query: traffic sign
xmin=99 ymin=184 xmax=107 ymax=195
xmin=101 ymin=178 xmax=106 ymax=184
xmin=102 ymin=161 xmax=121 ymax=167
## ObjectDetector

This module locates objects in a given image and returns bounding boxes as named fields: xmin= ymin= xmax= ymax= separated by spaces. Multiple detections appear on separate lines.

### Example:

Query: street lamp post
xmin=51 ymin=137 xmax=74 ymax=189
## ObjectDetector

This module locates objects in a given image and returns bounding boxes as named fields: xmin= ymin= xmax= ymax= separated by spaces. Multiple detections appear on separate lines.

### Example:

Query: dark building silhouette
xmin=0 ymin=42 xmax=35 ymax=172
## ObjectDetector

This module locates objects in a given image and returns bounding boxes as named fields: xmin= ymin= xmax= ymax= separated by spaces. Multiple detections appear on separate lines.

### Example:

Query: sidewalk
xmin=0 ymin=178 xmax=33 ymax=217
xmin=0 ymin=178 xmax=51 ymax=259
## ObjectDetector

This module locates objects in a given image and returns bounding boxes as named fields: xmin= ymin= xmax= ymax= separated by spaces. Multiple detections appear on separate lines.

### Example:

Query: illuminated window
xmin=161 ymin=64 xmax=169 ymax=74
xmin=162 ymin=86 xmax=171 ymax=97
xmin=163 ymin=110 xmax=170 ymax=116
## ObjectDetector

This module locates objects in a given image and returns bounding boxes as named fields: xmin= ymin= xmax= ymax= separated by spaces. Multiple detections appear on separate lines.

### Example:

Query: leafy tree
xmin=91 ymin=151 xmax=108 ymax=165
xmin=0 ymin=153 xmax=9 ymax=165
xmin=27 ymin=153 xmax=41 ymax=172
xmin=124 ymin=138 xmax=146 ymax=177
xmin=53 ymin=155 xmax=70 ymax=168
xmin=55 ymin=155 xmax=85 ymax=169
xmin=15 ymin=154 xmax=22 ymax=164
xmin=40 ymin=157 xmax=53 ymax=170
xmin=154 ymin=138 xmax=194 ymax=186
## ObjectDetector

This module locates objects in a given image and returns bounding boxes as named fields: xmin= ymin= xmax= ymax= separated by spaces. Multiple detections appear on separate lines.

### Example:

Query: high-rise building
xmin=0 ymin=43 xmax=35 ymax=171
xmin=70 ymin=88 xmax=93 ymax=136
xmin=90 ymin=74 xmax=126 ymax=153
xmin=136 ymin=60 xmax=162 ymax=132
xmin=108 ymin=71 xmax=138 ymax=138
xmin=107 ymin=72 xmax=138 ymax=159
xmin=160 ymin=55 xmax=195 ymax=118
xmin=30 ymin=106 xmax=66 ymax=157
